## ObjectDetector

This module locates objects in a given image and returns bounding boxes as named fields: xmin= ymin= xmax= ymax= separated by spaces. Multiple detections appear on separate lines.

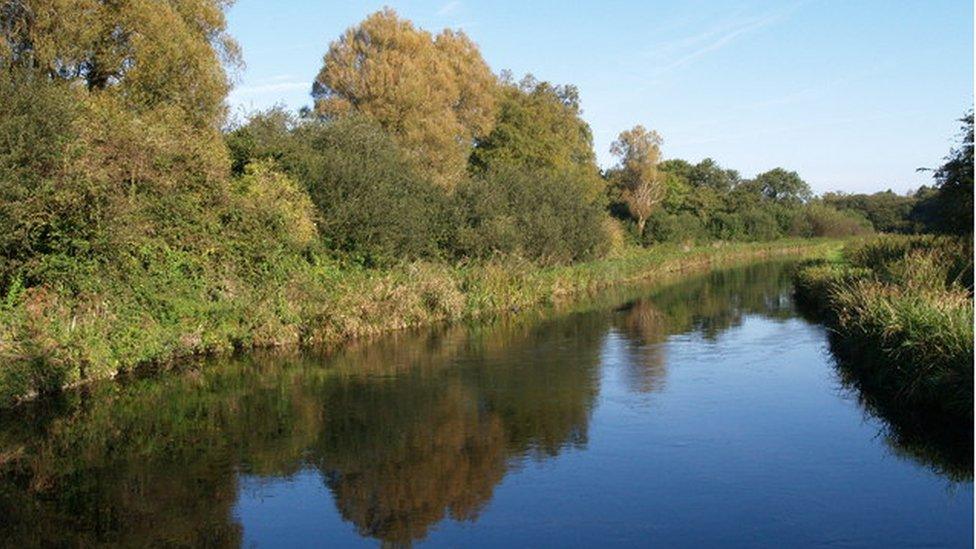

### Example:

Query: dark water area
xmin=0 ymin=261 xmax=971 ymax=547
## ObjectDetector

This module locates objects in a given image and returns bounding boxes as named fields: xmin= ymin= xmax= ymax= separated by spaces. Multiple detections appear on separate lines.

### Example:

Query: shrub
xmin=451 ymin=167 xmax=609 ymax=264
xmin=740 ymin=208 xmax=783 ymax=241
xmin=228 ymin=113 xmax=452 ymax=266
xmin=708 ymin=212 xmax=746 ymax=241
xmin=224 ymin=161 xmax=319 ymax=273
xmin=789 ymin=203 xmax=872 ymax=238
xmin=0 ymin=71 xmax=97 ymax=290
xmin=644 ymin=211 xmax=707 ymax=243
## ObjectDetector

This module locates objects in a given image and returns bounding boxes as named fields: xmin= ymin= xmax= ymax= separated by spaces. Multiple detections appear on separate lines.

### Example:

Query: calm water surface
xmin=1 ymin=262 xmax=971 ymax=547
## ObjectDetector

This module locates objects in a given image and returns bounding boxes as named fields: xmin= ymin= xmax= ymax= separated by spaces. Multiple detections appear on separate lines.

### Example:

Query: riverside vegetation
xmin=795 ymin=235 xmax=973 ymax=422
xmin=0 ymin=4 xmax=967 ymax=405
xmin=794 ymin=112 xmax=973 ymax=425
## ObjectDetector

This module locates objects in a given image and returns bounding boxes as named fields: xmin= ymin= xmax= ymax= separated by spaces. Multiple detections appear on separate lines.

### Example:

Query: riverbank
xmin=0 ymin=239 xmax=842 ymax=405
xmin=793 ymin=235 xmax=973 ymax=422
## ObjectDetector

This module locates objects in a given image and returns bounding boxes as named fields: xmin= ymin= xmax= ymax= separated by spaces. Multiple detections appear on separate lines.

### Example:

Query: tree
xmin=822 ymin=190 xmax=919 ymax=233
xmin=312 ymin=8 xmax=497 ymax=189
xmin=610 ymin=125 xmax=667 ymax=235
xmin=0 ymin=0 xmax=241 ymax=288
xmin=747 ymin=168 xmax=812 ymax=205
xmin=922 ymin=112 xmax=974 ymax=235
xmin=687 ymin=158 xmax=741 ymax=192
xmin=0 ymin=0 xmax=240 ymax=128
xmin=470 ymin=74 xmax=601 ymax=193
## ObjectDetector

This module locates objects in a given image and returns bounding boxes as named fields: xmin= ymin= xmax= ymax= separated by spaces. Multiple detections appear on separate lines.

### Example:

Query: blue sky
xmin=225 ymin=0 xmax=973 ymax=195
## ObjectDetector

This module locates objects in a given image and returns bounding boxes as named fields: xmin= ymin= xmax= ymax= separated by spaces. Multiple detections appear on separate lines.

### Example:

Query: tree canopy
xmin=470 ymin=73 xmax=601 ymax=191
xmin=926 ymin=112 xmax=974 ymax=235
xmin=1 ymin=0 xmax=240 ymax=127
xmin=312 ymin=8 xmax=497 ymax=188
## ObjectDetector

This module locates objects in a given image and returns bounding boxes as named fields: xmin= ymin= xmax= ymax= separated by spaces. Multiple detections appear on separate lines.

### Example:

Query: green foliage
xmin=822 ymin=190 xmax=919 ymax=233
xmin=789 ymin=202 xmax=873 ymax=238
xmin=228 ymin=112 xmax=452 ymax=266
xmin=1 ymin=0 xmax=241 ymax=129
xmin=662 ymin=158 xmax=742 ymax=192
xmin=452 ymin=167 xmax=610 ymax=264
xmin=0 ymin=70 xmax=97 ymax=289
xmin=312 ymin=8 xmax=497 ymax=188
xmin=643 ymin=211 xmax=707 ymax=243
xmin=746 ymin=168 xmax=812 ymax=205
xmin=470 ymin=74 xmax=601 ymax=193
xmin=793 ymin=236 xmax=974 ymax=421
xmin=918 ymin=112 xmax=974 ymax=236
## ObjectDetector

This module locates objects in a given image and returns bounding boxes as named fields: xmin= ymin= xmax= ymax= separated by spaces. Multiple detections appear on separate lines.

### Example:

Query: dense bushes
xmin=789 ymin=202 xmax=872 ymax=238
xmin=0 ymin=71 xmax=93 ymax=289
xmin=229 ymin=113 xmax=452 ymax=266
xmin=793 ymin=235 xmax=973 ymax=421
xmin=227 ymin=110 xmax=609 ymax=266
xmin=644 ymin=211 xmax=707 ymax=243
xmin=452 ymin=168 xmax=609 ymax=263
xmin=823 ymin=191 xmax=921 ymax=233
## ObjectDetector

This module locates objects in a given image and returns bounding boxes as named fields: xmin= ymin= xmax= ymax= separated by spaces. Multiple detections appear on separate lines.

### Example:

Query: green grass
xmin=0 ymin=239 xmax=841 ymax=405
xmin=793 ymin=235 xmax=973 ymax=421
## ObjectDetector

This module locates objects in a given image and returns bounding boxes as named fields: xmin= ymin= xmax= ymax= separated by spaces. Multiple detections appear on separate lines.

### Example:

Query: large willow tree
xmin=312 ymin=8 xmax=497 ymax=189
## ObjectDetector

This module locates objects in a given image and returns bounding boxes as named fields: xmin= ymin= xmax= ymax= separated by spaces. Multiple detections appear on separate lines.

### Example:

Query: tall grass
xmin=794 ymin=235 xmax=974 ymax=421
xmin=0 ymin=239 xmax=839 ymax=405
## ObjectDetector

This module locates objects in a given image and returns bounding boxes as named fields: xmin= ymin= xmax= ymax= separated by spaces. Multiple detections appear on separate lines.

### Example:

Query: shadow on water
xmin=794 ymin=291 xmax=974 ymax=483
xmin=0 ymin=260 xmax=970 ymax=545
xmin=826 ymin=332 xmax=974 ymax=483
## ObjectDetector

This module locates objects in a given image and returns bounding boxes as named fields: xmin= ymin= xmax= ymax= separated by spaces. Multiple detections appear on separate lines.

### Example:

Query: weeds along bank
xmin=794 ymin=235 xmax=974 ymax=422
xmin=0 ymin=239 xmax=840 ymax=404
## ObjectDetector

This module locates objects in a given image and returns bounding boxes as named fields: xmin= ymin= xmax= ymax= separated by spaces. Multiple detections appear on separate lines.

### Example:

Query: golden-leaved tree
xmin=610 ymin=125 xmax=666 ymax=235
xmin=313 ymin=8 xmax=497 ymax=189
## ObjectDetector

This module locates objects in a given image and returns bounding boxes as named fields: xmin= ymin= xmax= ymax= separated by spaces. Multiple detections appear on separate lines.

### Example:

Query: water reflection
xmin=828 ymin=333 xmax=974 ymax=482
xmin=0 ymin=261 xmax=970 ymax=546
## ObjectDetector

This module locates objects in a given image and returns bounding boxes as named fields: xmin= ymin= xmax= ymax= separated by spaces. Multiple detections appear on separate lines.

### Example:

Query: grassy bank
xmin=794 ymin=235 xmax=973 ymax=422
xmin=0 ymin=239 xmax=840 ymax=405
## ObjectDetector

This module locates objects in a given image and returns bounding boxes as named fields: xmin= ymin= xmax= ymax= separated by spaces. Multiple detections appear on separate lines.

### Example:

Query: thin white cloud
xmin=266 ymin=74 xmax=298 ymax=83
xmin=436 ymin=1 xmax=461 ymax=17
xmin=642 ymin=2 xmax=808 ymax=80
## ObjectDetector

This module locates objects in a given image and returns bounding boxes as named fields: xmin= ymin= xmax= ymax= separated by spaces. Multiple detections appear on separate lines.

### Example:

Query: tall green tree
xmin=745 ymin=168 xmax=812 ymax=205
xmin=470 ymin=73 xmax=601 ymax=193
xmin=1 ymin=0 xmax=240 ymax=127
xmin=0 ymin=0 xmax=242 ymax=287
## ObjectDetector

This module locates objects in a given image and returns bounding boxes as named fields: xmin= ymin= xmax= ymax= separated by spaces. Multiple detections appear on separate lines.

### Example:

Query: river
xmin=0 ymin=261 xmax=971 ymax=547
